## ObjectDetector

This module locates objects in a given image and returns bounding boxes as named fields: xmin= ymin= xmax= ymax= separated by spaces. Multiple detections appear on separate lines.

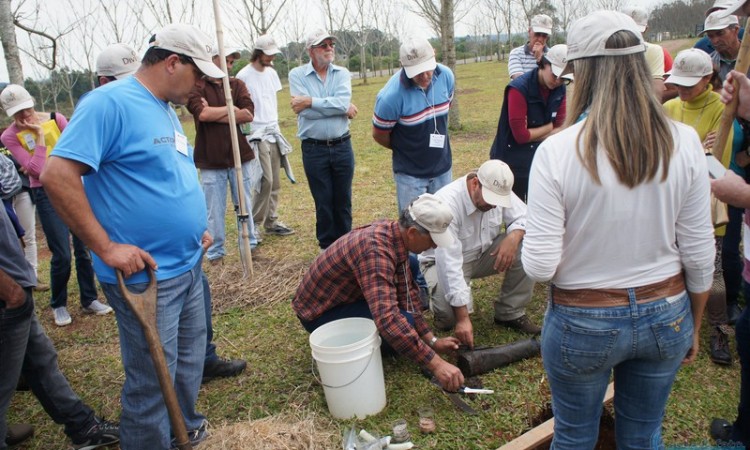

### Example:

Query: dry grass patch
xmin=201 ymin=412 xmax=337 ymax=449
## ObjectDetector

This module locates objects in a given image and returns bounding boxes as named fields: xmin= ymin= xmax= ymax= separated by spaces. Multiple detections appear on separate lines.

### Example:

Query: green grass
xmin=9 ymin=58 xmax=741 ymax=449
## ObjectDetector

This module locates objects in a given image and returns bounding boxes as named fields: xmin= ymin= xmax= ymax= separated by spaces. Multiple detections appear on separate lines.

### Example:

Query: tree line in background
xmin=0 ymin=0 xmax=722 ymax=127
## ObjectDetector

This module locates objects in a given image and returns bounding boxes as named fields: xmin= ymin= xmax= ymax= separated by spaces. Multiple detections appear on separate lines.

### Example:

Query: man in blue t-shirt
xmin=40 ymin=24 xmax=222 ymax=450
xmin=373 ymin=38 xmax=454 ymax=212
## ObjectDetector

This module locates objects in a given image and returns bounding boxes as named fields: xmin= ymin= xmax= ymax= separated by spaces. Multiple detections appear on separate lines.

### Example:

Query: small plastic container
xmin=391 ymin=419 xmax=410 ymax=443
xmin=418 ymin=407 xmax=436 ymax=433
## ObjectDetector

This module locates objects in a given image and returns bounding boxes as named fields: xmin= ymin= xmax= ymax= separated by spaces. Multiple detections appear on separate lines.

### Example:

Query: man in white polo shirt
xmin=419 ymin=160 xmax=537 ymax=349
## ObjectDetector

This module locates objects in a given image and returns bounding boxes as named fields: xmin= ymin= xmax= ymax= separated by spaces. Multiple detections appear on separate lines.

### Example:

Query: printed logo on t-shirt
xmin=153 ymin=136 xmax=175 ymax=145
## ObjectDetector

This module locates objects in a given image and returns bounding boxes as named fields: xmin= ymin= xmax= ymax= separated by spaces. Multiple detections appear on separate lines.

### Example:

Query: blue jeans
xmin=393 ymin=169 xmax=452 ymax=212
xmin=200 ymin=162 xmax=258 ymax=261
xmin=32 ymin=187 xmax=98 ymax=309
xmin=542 ymin=291 xmax=694 ymax=450
xmin=101 ymin=261 xmax=207 ymax=450
xmin=202 ymin=272 xmax=217 ymax=363
xmin=301 ymin=139 xmax=354 ymax=249
xmin=0 ymin=291 xmax=95 ymax=450
xmin=731 ymin=281 xmax=750 ymax=445
xmin=298 ymin=298 xmax=414 ymax=356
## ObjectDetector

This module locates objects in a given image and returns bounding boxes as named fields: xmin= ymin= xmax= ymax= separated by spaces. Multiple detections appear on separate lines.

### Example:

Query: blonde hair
xmin=564 ymin=30 xmax=673 ymax=187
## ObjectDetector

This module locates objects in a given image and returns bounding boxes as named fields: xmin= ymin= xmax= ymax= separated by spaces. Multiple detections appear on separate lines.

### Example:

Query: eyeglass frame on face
xmin=312 ymin=41 xmax=336 ymax=50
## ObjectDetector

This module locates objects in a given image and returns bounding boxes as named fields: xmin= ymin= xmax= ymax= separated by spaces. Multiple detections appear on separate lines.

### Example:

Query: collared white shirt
xmin=420 ymin=175 xmax=527 ymax=307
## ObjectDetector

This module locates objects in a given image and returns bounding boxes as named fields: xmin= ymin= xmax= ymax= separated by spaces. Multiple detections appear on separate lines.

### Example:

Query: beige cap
xmin=621 ymin=6 xmax=649 ymax=33
xmin=149 ymin=23 xmax=224 ymax=79
xmin=0 ymin=84 xmax=34 ymax=117
xmin=665 ymin=49 xmax=713 ymax=87
xmin=305 ymin=29 xmax=335 ymax=49
xmin=254 ymin=35 xmax=282 ymax=55
xmin=400 ymin=38 xmax=437 ymax=79
xmin=408 ymin=193 xmax=454 ymax=248
xmin=477 ymin=160 xmax=514 ymax=208
xmin=566 ymin=11 xmax=645 ymax=61
xmin=96 ymin=43 xmax=139 ymax=79
xmin=700 ymin=10 xmax=739 ymax=35
xmin=545 ymin=44 xmax=573 ymax=80
xmin=716 ymin=0 xmax=745 ymax=17
xmin=531 ymin=15 xmax=553 ymax=34
xmin=212 ymin=46 xmax=241 ymax=59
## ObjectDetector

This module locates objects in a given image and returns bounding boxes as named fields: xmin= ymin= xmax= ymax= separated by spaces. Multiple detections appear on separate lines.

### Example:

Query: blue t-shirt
xmin=373 ymin=64 xmax=453 ymax=178
xmin=52 ymin=77 xmax=207 ymax=284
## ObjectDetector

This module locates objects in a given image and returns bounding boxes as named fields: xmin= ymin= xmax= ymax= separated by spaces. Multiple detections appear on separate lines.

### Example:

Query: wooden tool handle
xmin=713 ymin=17 xmax=750 ymax=162
xmin=116 ymin=268 xmax=193 ymax=450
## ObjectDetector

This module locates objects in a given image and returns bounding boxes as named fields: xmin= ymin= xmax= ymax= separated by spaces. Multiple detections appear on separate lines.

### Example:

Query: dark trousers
xmin=32 ymin=187 xmax=98 ymax=309
xmin=301 ymin=139 xmax=354 ymax=249
xmin=732 ymin=281 xmax=750 ymax=446
xmin=723 ymin=205 xmax=744 ymax=307
xmin=0 ymin=291 xmax=95 ymax=447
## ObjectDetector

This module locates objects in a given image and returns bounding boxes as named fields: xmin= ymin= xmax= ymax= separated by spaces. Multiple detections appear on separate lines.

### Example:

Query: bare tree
xmin=590 ymin=0 xmax=625 ymax=11
xmin=64 ymin=0 xmax=100 ymax=90
xmin=279 ymin=0 xmax=307 ymax=68
xmin=0 ymin=0 xmax=24 ymax=83
xmin=411 ymin=0 xmax=472 ymax=129
xmin=554 ymin=0 xmax=587 ymax=35
xmin=320 ymin=0 xmax=355 ymax=69
xmin=484 ymin=0 xmax=517 ymax=60
xmin=100 ymin=0 xmax=146 ymax=48
xmin=225 ymin=0 xmax=289 ymax=49
xmin=352 ymin=0 xmax=373 ymax=82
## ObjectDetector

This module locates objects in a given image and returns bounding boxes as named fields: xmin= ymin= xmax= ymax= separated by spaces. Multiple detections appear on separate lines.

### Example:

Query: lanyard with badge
xmin=420 ymin=87 xmax=445 ymax=149
xmin=135 ymin=76 xmax=190 ymax=156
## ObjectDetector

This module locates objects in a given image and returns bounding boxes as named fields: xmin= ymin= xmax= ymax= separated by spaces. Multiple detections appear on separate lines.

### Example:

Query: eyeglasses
xmin=557 ymin=77 xmax=572 ymax=86
xmin=312 ymin=42 xmax=336 ymax=49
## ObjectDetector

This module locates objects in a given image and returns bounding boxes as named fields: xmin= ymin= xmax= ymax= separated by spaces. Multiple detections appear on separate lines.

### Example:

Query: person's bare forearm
xmin=40 ymin=157 xmax=112 ymax=256
xmin=0 ymin=268 xmax=25 ymax=306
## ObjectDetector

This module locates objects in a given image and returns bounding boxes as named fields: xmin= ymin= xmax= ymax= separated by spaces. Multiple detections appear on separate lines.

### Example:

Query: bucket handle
xmin=311 ymin=342 xmax=378 ymax=389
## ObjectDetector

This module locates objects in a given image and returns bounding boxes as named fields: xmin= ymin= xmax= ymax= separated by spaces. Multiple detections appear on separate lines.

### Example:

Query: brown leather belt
xmin=552 ymin=273 xmax=686 ymax=308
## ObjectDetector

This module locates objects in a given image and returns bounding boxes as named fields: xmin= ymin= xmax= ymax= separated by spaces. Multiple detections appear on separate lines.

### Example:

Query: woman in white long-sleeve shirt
xmin=521 ymin=11 xmax=715 ymax=450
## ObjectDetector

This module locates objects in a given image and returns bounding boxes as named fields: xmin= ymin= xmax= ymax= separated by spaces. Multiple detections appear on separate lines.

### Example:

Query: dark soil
xmin=528 ymin=403 xmax=616 ymax=450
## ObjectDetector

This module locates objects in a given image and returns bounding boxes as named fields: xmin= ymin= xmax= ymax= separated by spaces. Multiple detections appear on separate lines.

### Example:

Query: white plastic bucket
xmin=309 ymin=317 xmax=387 ymax=419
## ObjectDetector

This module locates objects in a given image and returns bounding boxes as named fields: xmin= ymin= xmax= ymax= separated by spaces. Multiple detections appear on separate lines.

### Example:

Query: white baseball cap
xmin=400 ymin=38 xmax=437 ymax=79
xmin=149 ymin=23 xmax=224 ymax=79
xmin=212 ymin=46 xmax=241 ymax=59
xmin=717 ymin=0 xmax=747 ymax=17
xmin=0 ymin=84 xmax=34 ymax=117
xmin=254 ymin=35 xmax=282 ymax=55
xmin=544 ymin=44 xmax=573 ymax=80
xmin=476 ymin=160 xmax=514 ymax=208
xmin=665 ymin=49 xmax=713 ymax=87
xmin=305 ymin=29 xmax=336 ymax=49
xmin=566 ymin=11 xmax=645 ymax=62
xmin=621 ymin=6 xmax=649 ymax=33
xmin=408 ymin=193 xmax=454 ymax=248
xmin=700 ymin=10 xmax=739 ymax=35
xmin=531 ymin=15 xmax=553 ymax=35
xmin=96 ymin=43 xmax=139 ymax=79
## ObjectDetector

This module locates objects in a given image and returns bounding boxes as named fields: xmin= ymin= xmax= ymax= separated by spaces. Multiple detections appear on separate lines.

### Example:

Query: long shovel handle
xmin=116 ymin=267 xmax=193 ymax=450
xmin=713 ymin=16 xmax=750 ymax=162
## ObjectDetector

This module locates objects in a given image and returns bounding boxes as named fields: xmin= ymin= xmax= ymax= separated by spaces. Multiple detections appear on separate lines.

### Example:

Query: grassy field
xmin=8 ymin=55 xmax=741 ymax=449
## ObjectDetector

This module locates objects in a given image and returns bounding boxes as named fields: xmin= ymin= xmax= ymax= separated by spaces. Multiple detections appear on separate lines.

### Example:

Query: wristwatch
xmin=428 ymin=336 xmax=438 ymax=347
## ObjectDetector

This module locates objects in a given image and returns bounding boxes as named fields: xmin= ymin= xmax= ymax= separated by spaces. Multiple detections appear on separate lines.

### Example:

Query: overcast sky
xmin=0 ymin=0 xmax=676 ymax=83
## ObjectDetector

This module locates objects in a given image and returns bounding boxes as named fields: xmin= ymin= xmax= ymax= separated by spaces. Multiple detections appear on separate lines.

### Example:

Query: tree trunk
xmin=441 ymin=0 xmax=461 ymax=129
xmin=360 ymin=44 xmax=368 ymax=84
xmin=0 ymin=0 xmax=24 ymax=84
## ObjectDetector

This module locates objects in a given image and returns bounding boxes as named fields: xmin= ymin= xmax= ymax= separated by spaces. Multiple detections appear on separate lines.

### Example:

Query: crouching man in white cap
xmin=419 ymin=160 xmax=537 ymax=349
xmin=292 ymin=194 xmax=465 ymax=391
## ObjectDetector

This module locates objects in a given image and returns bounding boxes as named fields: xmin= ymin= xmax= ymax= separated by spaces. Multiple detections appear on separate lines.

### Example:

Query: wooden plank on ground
xmin=497 ymin=382 xmax=615 ymax=450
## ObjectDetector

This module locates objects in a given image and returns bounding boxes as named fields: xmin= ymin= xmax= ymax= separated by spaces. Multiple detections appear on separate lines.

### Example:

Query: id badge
xmin=23 ymin=133 xmax=36 ymax=150
xmin=429 ymin=133 xmax=445 ymax=148
xmin=175 ymin=131 xmax=189 ymax=156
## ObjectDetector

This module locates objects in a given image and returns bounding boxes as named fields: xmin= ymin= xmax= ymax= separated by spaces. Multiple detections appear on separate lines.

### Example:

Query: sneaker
xmin=710 ymin=418 xmax=732 ymax=442
xmin=495 ymin=315 xmax=542 ymax=335
xmin=82 ymin=300 xmax=113 ymax=315
xmin=265 ymin=222 xmax=295 ymax=236
xmin=6 ymin=423 xmax=34 ymax=447
xmin=171 ymin=420 xmax=209 ymax=450
xmin=53 ymin=307 xmax=72 ymax=326
xmin=710 ymin=328 xmax=733 ymax=366
xmin=202 ymin=357 xmax=247 ymax=384
xmin=33 ymin=283 xmax=49 ymax=292
xmin=71 ymin=417 xmax=119 ymax=450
